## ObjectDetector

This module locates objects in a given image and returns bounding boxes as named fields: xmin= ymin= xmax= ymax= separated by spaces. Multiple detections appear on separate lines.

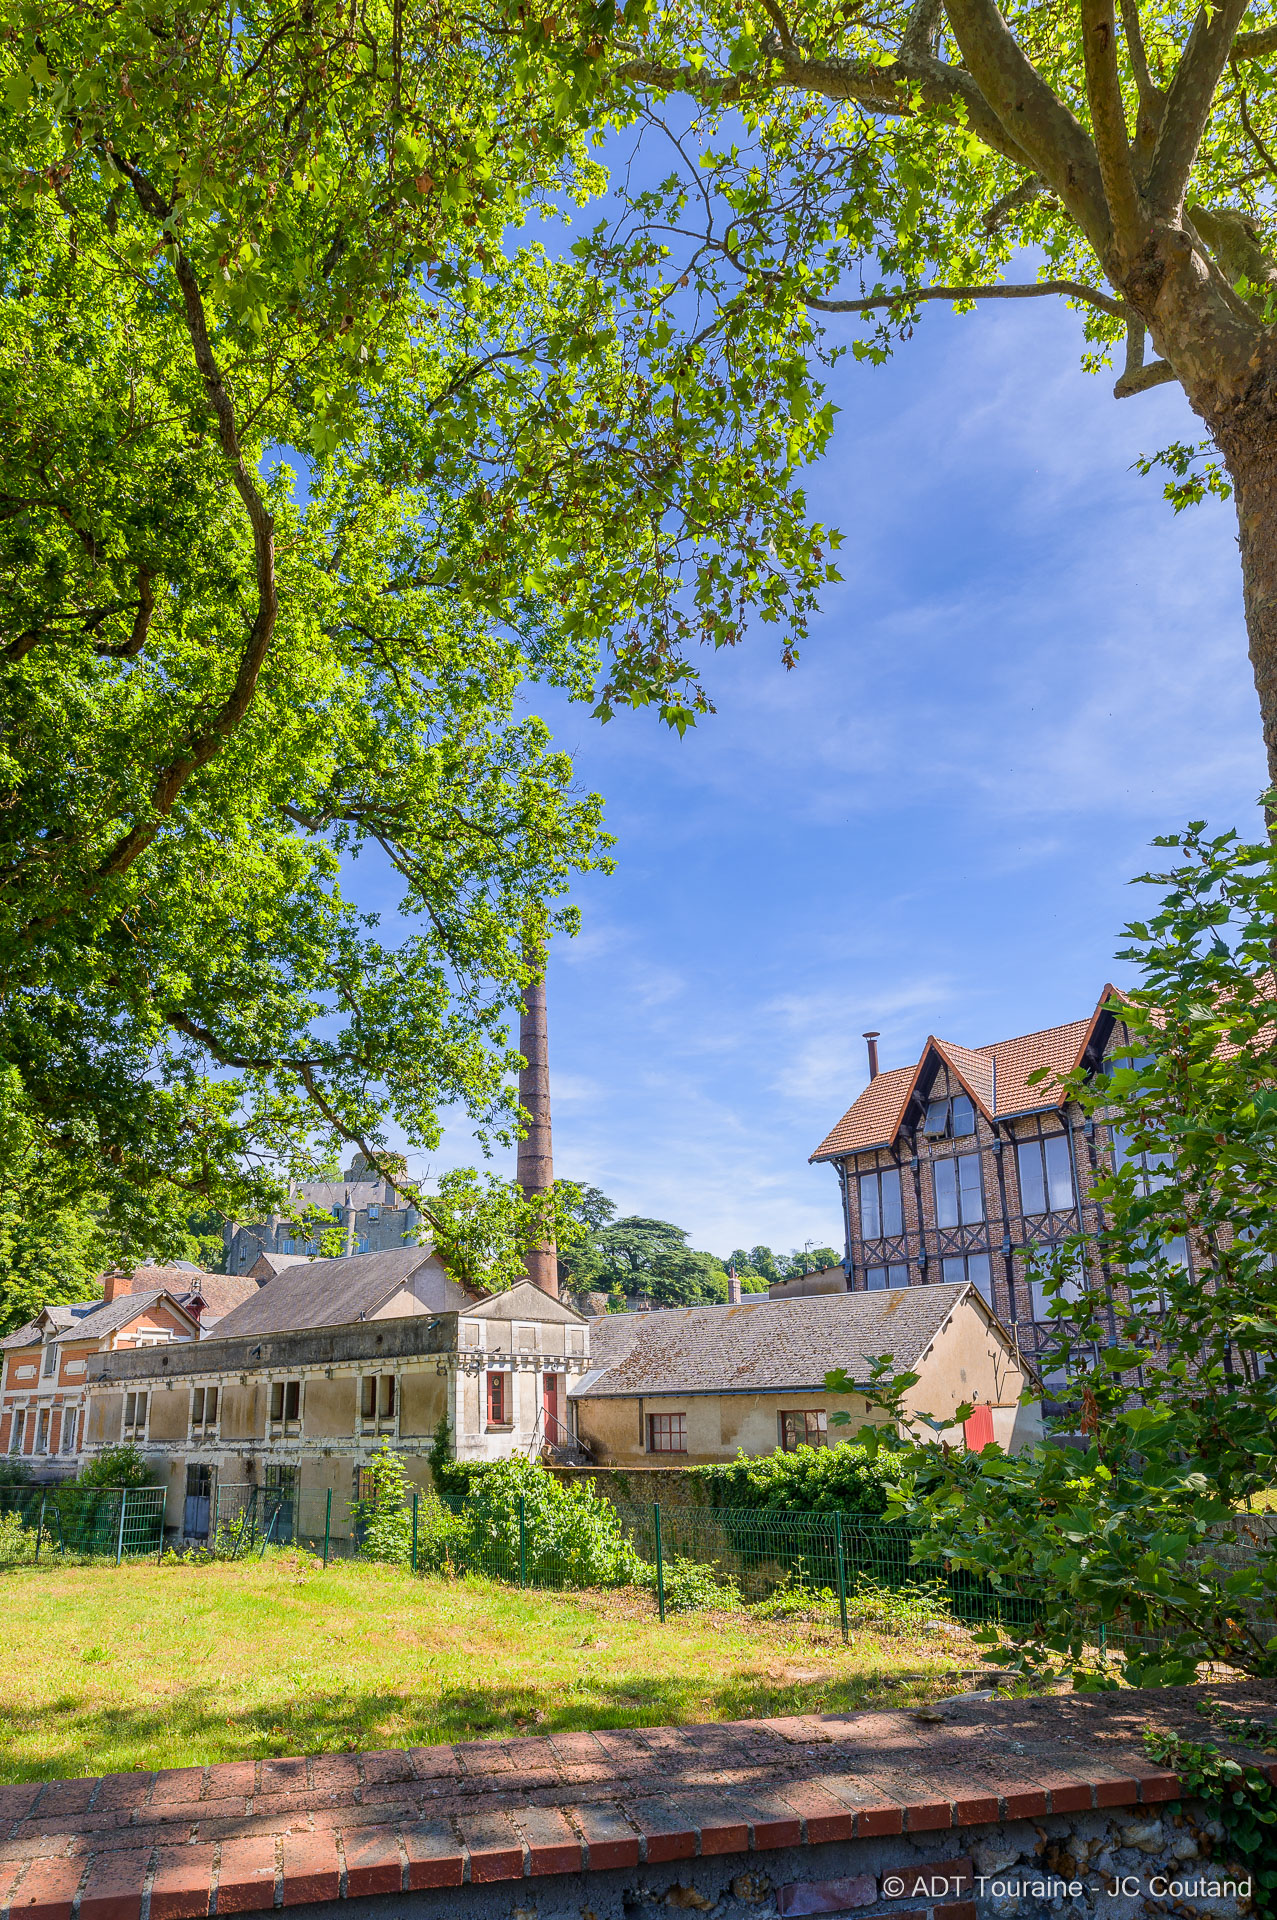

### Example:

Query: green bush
xmin=691 ymin=1444 xmax=905 ymax=1516
xmin=0 ymin=1507 xmax=37 ymax=1562
xmin=352 ymin=1440 xmax=414 ymax=1565
xmin=76 ymin=1444 xmax=156 ymax=1490
xmin=429 ymin=1457 xmax=643 ymax=1588
xmin=649 ymin=1553 xmax=740 ymax=1613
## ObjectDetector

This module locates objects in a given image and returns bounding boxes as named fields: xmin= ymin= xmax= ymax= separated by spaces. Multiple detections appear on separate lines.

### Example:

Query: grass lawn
xmin=0 ymin=1553 xmax=983 ymax=1781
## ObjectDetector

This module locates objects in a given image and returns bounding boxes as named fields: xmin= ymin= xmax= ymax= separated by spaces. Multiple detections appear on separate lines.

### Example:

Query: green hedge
xmin=689 ymin=1444 xmax=905 ymax=1515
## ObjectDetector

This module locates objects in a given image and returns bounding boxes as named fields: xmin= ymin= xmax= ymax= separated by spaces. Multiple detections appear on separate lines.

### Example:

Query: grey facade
xmin=223 ymin=1155 xmax=422 ymax=1273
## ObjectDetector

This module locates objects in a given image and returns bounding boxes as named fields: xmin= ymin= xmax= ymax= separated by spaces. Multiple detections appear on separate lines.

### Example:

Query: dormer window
xmin=923 ymin=1095 xmax=976 ymax=1139
xmin=42 ymin=1342 xmax=57 ymax=1377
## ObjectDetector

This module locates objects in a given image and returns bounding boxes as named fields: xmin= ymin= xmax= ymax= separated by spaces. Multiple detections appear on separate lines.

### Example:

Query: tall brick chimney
xmin=517 ymin=941 xmax=557 ymax=1297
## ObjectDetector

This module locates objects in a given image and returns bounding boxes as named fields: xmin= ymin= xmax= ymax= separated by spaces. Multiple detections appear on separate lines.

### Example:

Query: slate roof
xmin=572 ymin=1284 xmax=971 ymax=1398
xmin=207 ymin=1247 xmax=472 ymax=1339
xmin=0 ymin=1319 xmax=42 ymax=1351
xmin=810 ymin=988 xmax=1120 ymax=1160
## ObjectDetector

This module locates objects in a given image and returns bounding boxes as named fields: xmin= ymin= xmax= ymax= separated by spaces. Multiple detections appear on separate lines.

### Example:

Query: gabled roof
xmin=810 ymin=987 xmax=1120 ymax=1161
xmin=179 ymin=1274 xmax=262 ymax=1319
xmin=571 ymin=1283 xmax=973 ymax=1397
xmin=207 ymin=1247 xmax=474 ymax=1339
xmin=71 ymin=1290 xmax=201 ymax=1341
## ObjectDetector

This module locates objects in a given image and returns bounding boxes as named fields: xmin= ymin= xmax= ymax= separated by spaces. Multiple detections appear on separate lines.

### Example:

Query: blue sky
xmin=365 ymin=292 xmax=1265 ymax=1262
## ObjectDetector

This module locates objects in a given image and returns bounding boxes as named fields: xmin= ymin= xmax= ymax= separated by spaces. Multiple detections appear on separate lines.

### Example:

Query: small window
xmin=647 ymin=1412 xmax=687 ymax=1454
xmin=35 ymin=1409 xmax=49 ymax=1454
xmin=924 ymin=1095 xmax=976 ymax=1139
xmin=779 ymin=1410 xmax=828 ymax=1451
xmin=123 ymin=1391 xmax=148 ymax=1435
xmin=361 ymin=1375 xmax=375 ymax=1420
xmin=61 ymin=1408 xmax=77 ymax=1454
xmin=378 ymin=1375 xmax=395 ymax=1419
xmin=486 ymin=1371 xmax=511 ymax=1426
xmin=270 ymin=1380 xmax=301 ymax=1423
xmin=865 ymin=1264 xmax=909 ymax=1290
xmin=10 ymin=1410 xmax=24 ymax=1453
xmin=42 ymin=1343 xmax=57 ymax=1378
xmin=193 ymin=1387 xmax=205 ymax=1424
xmin=941 ymin=1252 xmax=994 ymax=1305
xmin=192 ymin=1386 xmax=218 ymax=1429
xmin=858 ymin=1167 xmax=903 ymax=1241
xmin=368 ymin=1203 xmax=380 ymax=1221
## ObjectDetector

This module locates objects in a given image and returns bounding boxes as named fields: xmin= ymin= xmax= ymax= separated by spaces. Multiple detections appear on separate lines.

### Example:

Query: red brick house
xmin=810 ymin=988 xmax=1154 ymax=1371
xmin=1 ymin=1279 xmax=200 ymax=1473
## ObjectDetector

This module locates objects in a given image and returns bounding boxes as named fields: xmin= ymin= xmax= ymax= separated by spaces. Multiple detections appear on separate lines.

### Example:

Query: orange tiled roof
xmin=809 ymin=987 xmax=1119 ymax=1161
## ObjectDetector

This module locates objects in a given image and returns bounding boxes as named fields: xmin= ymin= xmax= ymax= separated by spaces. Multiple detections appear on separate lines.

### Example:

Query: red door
xmin=543 ymin=1373 xmax=562 ymax=1442
xmin=963 ymin=1404 xmax=995 ymax=1451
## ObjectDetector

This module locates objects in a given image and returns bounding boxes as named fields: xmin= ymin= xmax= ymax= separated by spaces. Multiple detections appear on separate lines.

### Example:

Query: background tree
xmin=588 ymin=0 xmax=1277 ymax=777
xmin=0 ymin=0 xmax=835 ymax=1251
xmin=565 ymin=1211 xmax=729 ymax=1302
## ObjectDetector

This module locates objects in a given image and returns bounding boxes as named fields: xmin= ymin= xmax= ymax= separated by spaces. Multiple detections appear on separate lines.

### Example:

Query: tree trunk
xmin=1214 ymin=399 xmax=1277 ymax=790
xmin=517 ymin=948 xmax=558 ymax=1297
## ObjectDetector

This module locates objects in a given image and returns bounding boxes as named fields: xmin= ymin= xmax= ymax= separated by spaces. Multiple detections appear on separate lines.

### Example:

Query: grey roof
xmin=179 ymin=1274 xmax=263 ymax=1318
xmin=208 ymin=1247 xmax=472 ymax=1339
xmin=572 ymin=1283 xmax=974 ymax=1397
xmin=0 ymin=1318 xmax=42 ymax=1350
xmin=2 ymin=1301 xmax=105 ymax=1349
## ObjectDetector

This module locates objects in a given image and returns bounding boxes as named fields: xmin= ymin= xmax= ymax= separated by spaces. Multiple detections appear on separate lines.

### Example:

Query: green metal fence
xmin=0 ymin=1484 xmax=166 ymax=1564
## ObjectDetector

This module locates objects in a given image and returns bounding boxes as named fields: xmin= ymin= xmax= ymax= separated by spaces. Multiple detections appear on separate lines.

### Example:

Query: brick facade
xmin=812 ymin=994 xmax=1149 ymax=1377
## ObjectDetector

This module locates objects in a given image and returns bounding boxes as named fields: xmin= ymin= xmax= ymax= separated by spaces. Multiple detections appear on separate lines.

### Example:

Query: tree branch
xmin=1081 ymin=0 xmax=1144 ymax=255
xmin=1113 ymin=319 xmax=1176 ymax=394
xmin=901 ymin=0 xmax=945 ymax=64
xmin=1147 ymin=0 xmax=1254 ymax=217
xmin=941 ymin=0 xmax=1111 ymax=250
xmin=805 ymin=277 xmax=1128 ymax=318
xmin=95 ymin=569 xmax=153 ymax=660
xmin=1231 ymin=21 xmax=1277 ymax=59
xmin=1118 ymin=0 xmax=1166 ymax=147
xmin=91 ymin=147 xmax=277 ymax=887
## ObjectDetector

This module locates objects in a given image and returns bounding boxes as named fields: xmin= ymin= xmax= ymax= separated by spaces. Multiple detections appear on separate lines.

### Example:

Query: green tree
xmin=586 ymin=0 xmax=1277 ymax=778
xmin=829 ymin=813 xmax=1277 ymax=1684
xmin=0 ymin=0 xmax=833 ymax=1249
xmin=419 ymin=1169 xmax=591 ymax=1294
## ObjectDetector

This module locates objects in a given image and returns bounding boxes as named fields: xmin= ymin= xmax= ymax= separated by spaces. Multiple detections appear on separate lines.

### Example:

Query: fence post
xmin=412 ymin=1489 xmax=419 ymax=1574
xmin=518 ymin=1494 xmax=527 ymax=1589
xmin=34 ymin=1492 xmax=46 ymax=1565
xmin=323 ymin=1489 xmax=332 ymax=1567
xmin=834 ymin=1513 xmax=849 ymax=1645
xmin=653 ymin=1502 xmax=665 ymax=1624
xmin=158 ymin=1490 xmax=166 ymax=1564
xmin=115 ymin=1489 xmax=129 ymax=1566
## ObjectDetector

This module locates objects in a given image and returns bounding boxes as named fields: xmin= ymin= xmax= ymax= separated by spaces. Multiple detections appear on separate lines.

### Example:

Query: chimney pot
xmin=863 ymin=1031 xmax=881 ymax=1080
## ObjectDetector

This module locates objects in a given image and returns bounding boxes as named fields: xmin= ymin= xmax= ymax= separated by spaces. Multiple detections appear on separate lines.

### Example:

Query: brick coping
xmin=1 ymin=1683 xmax=1274 ymax=1919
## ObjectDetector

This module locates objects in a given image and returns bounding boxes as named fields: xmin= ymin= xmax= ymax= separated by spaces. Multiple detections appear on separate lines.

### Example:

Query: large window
xmin=866 ymin=1263 xmax=909 ymax=1290
xmin=35 ymin=1409 xmax=49 ymax=1455
xmin=61 ymin=1408 xmax=78 ymax=1454
xmin=932 ymin=1154 xmax=984 ymax=1227
xmin=647 ymin=1412 xmax=687 ymax=1454
xmin=9 ymin=1410 xmax=24 ymax=1454
xmin=486 ymin=1371 xmax=511 ymax=1426
xmin=940 ymin=1253 xmax=993 ymax=1305
xmin=123 ymin=1391 xmax=148 ymax=1437
xmin=779 ymin=1411 xmax=828 ymax=1451
xmin=1016 ymin=1133 xmax=1074 ymax=1215
xmin=858 ymin=1166 xmax=903 ymax=1240
xmin=922 ymin=1094 xmax=976 ymax=1139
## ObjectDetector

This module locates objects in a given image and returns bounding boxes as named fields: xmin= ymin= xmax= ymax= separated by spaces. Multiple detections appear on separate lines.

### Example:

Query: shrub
xmin=76 ymin=1445 xmax=156 ymax=1490
xmin=429 ymin=1456 xmax=643 ymax=1588
xmin=649 ymin=1553 xmax=740 ymax=1612
xmin=0 ymin=1457 xmax=31 ymax=1489
xmin=0 ymin=1508 xmax=36 ymax=1562
xmin=691 ymin=1444 xmax=905 ymax=1516
xmin=352 ymin=1441 xmax=414 ymax=1565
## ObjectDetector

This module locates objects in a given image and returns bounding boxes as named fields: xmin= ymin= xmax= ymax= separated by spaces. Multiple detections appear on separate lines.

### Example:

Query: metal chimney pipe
xmin=863 ymin=1031 xmax=881 ymax=1080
